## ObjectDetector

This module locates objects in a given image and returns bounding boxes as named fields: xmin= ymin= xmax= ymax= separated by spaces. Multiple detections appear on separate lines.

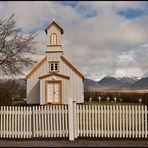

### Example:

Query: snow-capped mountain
xmin=84 ymin=76 xmax=148 ymax=92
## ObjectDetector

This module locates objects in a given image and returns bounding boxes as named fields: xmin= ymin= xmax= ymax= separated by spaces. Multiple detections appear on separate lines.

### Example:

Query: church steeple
xmin=45 ymin=21 xmax=64 ymax=52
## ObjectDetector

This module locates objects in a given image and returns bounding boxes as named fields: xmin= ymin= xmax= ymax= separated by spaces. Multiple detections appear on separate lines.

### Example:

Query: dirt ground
xmin=0 ymin=138 xmax=148 ymax=147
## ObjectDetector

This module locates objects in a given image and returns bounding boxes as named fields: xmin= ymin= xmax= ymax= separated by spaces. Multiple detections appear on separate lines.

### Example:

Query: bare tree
xmin=0 ymin=14 xmax=37 ymax=75
xmin=0 ymin=78 xmax=26 ymax=105
xmin=2 ymin=79 xmax=20 ymax=99
xmin=0 ymin=84 xmax=12 ymax=106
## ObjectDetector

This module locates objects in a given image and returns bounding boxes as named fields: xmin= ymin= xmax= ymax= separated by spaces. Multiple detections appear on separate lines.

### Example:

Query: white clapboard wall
xmin=76 ymin=104 xmax=148 ymax=138
xmin=0 ymin=105 xmax=68 ymax=138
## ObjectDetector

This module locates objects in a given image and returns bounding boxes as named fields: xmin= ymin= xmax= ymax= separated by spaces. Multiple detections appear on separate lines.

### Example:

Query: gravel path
xmin=0 ymin=138 xmax=148 ymax=147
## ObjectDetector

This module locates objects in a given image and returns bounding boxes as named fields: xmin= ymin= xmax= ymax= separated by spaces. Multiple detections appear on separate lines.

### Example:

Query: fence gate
xmin=32 ymin=105 xmax=69 ymax=138
xmin=76 ymin=104 xmax=148 ymax=139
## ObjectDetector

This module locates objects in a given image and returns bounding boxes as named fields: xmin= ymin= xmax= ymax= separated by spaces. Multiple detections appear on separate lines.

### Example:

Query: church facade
xmin=25 ymin=21 xmax=84 ymax=105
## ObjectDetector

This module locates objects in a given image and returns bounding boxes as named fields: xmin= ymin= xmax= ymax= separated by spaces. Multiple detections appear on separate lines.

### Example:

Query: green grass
xmin=82 ymin=101 xmax=145 ymax=105
xmin=12 ymin=100 xmax=27 ymax=106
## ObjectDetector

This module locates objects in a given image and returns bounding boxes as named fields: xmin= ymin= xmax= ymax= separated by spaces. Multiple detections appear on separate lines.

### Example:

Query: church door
xmin=46 ymin=80 xmax=62 ymax=104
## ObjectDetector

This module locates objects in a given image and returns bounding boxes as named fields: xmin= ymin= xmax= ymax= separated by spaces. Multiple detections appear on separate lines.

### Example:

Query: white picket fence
xmin=76 ymin=104 xmax=148 ymax=138
xmin=0 ymin=106 xmax=32 ymax=138
xmin=0 ymin=105 xmax=69 ymax=138
xmin=32 ymin=105 xmax=69 ymax=138
xmin=0 ymin=104 xmax=147 ymax=140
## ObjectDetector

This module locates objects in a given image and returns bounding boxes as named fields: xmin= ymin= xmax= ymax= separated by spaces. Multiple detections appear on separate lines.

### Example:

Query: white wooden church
xmin=25 ymin=21 xmax=84 ymax=105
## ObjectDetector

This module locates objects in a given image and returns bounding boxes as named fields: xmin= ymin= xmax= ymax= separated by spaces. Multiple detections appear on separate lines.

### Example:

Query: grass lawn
xmin=82 ymin=101 xmax=145 ymax=105
xmin=12 ymin=100 xmax=27 ymax=106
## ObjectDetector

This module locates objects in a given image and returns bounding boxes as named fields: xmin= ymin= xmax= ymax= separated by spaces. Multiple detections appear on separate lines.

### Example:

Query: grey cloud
xmin=1 ymin=1 xmax=148 ymax=80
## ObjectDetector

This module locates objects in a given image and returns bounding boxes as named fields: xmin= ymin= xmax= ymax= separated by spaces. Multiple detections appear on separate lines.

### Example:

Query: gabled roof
xmin=24 ymin=56 xmax=47 ymax=80
xmin=60 ymin=55 xmax=85 ymax=80
xmin=39 ymin=72 xmax=70 ymax=80
xmin=45 ymin=21 xmax=64 ymax=34
xmin=24 ymin=55 xmax=85 ymax=80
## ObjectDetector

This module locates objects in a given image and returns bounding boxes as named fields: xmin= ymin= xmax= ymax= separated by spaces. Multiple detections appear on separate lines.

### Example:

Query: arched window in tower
xmin=50 ymin=33 xmax=57 ymax=45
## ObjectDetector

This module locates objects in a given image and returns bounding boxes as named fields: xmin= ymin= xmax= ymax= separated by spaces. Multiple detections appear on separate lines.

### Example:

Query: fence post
xmin=73 ymin=101 xmax=78 ymax=139
xmin=68 ymin=99 xmax=74 ymax=141
xmin=32 ymin=106 xmax=34 ymax=138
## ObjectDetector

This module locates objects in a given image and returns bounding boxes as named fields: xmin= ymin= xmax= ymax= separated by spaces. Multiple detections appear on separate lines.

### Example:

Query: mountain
xmin=98 ymin=76 xmax=123 ymax=87
xmin=118 ymin=77 xmax=138 ymax=85
xmin=1 ymin=77 xmax=148 ymax=92
xmin=84 ymin=78 xmax=102 ymax=91
xmin=131 ymin=77 xmax=148 ymax=89
xmin=85 ymin=76 xmax=148 ymax=92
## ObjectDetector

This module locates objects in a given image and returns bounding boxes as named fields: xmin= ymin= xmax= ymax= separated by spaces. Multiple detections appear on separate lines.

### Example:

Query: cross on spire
xmin=51 ymin=4 xmax=55 ymax=21
xmin=53 ymin=5 xmax=55 ymax=21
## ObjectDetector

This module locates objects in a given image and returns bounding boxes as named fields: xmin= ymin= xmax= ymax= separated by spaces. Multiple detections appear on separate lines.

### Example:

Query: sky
xmin=0 ymin=1 xmax=148 ymax=80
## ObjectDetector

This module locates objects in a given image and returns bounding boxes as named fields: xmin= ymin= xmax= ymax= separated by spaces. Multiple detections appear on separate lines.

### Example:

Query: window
xmin=50 ymin=33 xmax=57 ymax=45
xmin=49 ymin=62 xmax=59 ymax=72
xmin=55 ymin=63 xmax=58 ymax=70
xmin=51 ymin=63 xmax=54 ymax=71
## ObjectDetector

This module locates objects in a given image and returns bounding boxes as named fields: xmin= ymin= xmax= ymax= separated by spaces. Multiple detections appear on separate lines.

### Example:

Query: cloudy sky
xmin=1 ymin=1 xmax=148 ymax=80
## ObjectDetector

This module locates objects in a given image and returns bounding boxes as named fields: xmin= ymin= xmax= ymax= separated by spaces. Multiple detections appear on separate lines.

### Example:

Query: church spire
xmin=45 ymin=3 xmax=64 ymax=52
xmin=45 ymin=21 xmax=64 ymax=52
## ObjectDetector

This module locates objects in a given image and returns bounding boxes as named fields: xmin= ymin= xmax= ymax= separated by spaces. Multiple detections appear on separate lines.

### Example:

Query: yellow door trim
xmin=45 ymin=80 xmax=62 ymax=104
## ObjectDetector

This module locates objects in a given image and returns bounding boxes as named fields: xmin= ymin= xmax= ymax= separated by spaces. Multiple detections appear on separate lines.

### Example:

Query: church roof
xmin=60 ymin=55 xmax=85 ymax=80
xmin=45 ymin=21 xmax=64 ymax=34
xmin=24 ymin=56 xmax=47 ymax=80
xmin=24 ymin=55 xmax=85 ymax=81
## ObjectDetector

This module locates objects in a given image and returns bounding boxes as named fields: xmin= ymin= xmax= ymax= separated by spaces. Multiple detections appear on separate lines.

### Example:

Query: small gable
xmin=45 ymin=21 xmax=64 ymax=34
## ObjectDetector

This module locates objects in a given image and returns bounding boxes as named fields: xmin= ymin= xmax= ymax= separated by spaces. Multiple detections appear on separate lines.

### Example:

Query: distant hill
xmin=1 ymin=76 xmax=148 ymax=92
xmin=118 ymin=77 xmax=138 ymax=85
xmin=84 ymin=78 xmax=102 ymax=91
xmin=131 ymin=77 xmax=148 ymax=89
xmin=84 ymin=76 xmax=148 ymax=92
xmin=98 ymin=76 xmax=123 ymax=87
